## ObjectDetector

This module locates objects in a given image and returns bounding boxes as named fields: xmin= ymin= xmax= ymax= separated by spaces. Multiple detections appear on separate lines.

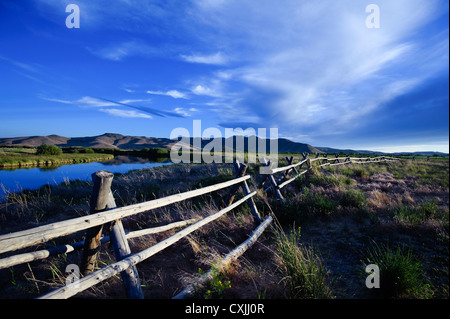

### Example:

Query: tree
xmin=36 ymin=144 xmax=62 ymax=156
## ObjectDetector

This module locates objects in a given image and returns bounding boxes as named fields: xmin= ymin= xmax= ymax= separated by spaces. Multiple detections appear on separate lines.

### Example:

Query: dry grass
xmin=271 ymin=159 xmax=449 ymax=298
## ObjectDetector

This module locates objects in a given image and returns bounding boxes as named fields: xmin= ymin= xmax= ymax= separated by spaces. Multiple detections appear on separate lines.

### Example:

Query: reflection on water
xmin=0 ymin=156 xmax=172 ymax=200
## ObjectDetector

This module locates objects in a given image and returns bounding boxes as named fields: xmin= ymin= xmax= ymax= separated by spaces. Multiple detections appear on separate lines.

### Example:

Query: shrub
xmin=145 ymin=147 xmax=170 ymax=157
xmin=81 ymin=147 xmax=95 ymax=154
xmin=36 ymin=144 xmax=62 ymax=156
xmin=393 ymin=200 xmax=448 ymax=227
xmin=300 ymin=187 xmax=336 ymax=217
xmin=272 ymin=198 xmax=307 ymax=225
xmin=340 ymin=189 xmax=366 ymax=210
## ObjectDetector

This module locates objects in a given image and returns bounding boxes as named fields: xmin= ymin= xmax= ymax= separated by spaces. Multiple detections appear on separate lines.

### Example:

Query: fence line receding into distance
xmin=0 ymin=153 xmax=401 ymax=299
xmin=260 ymin=154 xmax=400 ymax=201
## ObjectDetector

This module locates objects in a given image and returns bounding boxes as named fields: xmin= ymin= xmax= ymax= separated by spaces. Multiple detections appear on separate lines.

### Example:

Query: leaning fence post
xmin=235 ymin=161 xmax=262 ymax=223
xmin=261 ymin=158 xmax=284 ymax=202
xmin=224 ymin=161 xmax=262 ymax=223
xmin=81 ymin=171 xmax=114 ymax=276
xmin=108 ymin=191 xmax=144 ymax=299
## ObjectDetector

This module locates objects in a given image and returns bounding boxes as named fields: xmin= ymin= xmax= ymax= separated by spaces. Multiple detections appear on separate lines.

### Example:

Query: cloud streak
xmin=87 ymin=41 xmax=157 ymax=61
xmin=180 ymin=52 xmax=228 ymax=65
xmin=42 ymin=96 xmax=184 ymax=119
xmin=99 ymin=108 xmax=152 ymax=119
xmin=146 ymin=90 xmax=188 ymax=99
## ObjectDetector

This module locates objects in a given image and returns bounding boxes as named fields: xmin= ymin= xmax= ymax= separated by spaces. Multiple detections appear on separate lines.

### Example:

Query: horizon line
xmin=0 ymin=132 xmax=448 ymax=155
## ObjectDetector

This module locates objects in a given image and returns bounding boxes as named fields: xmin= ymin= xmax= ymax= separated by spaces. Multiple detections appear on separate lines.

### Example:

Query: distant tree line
xmin=61 ymin=146 xmax=171 ymax=158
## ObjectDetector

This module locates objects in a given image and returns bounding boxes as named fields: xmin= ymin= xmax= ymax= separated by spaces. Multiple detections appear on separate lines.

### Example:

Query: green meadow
xmin=0 ymin=146 xmax=114 ymax=168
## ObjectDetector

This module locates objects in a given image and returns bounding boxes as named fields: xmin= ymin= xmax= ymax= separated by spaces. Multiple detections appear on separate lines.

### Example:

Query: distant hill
xmin=392 ymin=151 xmax=449 ymax=157
xmin=0 ymin=133 xmax=447 ymax=156
xmin=0 ymin=133 xmax=180 ymax=150
xmin=315 ymin=146 xmax=378 ymax=155
xmin=0 ymin=133 xmax=323 ymax=154
xmin=186 ymin=136 xmax=323 ymax=154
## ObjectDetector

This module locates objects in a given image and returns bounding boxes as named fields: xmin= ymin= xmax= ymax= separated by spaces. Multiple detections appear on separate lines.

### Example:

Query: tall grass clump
xmin=340 ymin=188 xmax=367 ymax=210
xmin=274 ymin=227 xmax=333 ymax=299
xmin=272 ymin=187 xmax=337 ymax=225
xmin=393 ymin=200 xmax=448 ymax=229
xmin=300 ymin=187 xmax=336 ymax=217
xmin=364 ymin=242 xmax=433 ymax=299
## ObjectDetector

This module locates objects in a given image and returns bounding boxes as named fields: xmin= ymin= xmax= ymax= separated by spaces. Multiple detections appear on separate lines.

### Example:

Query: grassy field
xmin=0 ymin=158 xmax=448 ymax=299
xmin=0 ymin=147 xmax=114 ymax=168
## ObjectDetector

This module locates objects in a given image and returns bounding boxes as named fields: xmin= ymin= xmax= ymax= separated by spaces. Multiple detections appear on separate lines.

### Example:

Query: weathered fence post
xmin=285 ymin=155 xmax=299 ymax=176
xmin=81 ymin=171 xmax=113 ymax=276
xmin=81 ymin=170 xmax=143 ymax=298
xmin=224 ymin=162 xmax=248 ymax=207
xmin=261 ymin=158 xmax=284 ymax=202
xmin=108 ymin=191 xmax=144 ymax=299
xmin=225 ymin=161 xmax=262 ymax=223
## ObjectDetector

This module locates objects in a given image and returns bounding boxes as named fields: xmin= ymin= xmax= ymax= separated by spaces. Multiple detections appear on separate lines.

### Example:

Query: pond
xmin=0 ymin=156 xmax=172 ymax=201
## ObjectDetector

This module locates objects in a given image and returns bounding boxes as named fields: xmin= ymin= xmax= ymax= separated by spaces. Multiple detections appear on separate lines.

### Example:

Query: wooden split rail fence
xmin=0 ymin=162 xmax=271 ymax=299
xmin=0 ymin=154 xmax=399 ymax=299
xmin=260 ymin=154 xmax=400 ymax=201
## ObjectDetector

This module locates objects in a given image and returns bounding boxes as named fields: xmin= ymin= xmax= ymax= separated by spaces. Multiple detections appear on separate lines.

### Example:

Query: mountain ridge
xmin=0 ymin=133 xmax=447 ymax=156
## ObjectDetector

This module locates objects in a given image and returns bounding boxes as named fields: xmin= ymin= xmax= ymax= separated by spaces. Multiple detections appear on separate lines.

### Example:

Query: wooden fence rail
xmin=261 ymin=154 xmax=400 ymax=201
xmin=0 ymin=163 xmax=270 ymax=299
xmin=0 ymin=218 xmax=199 ymax=270
xmin=0 ymin=175 xmax=251 ymax=255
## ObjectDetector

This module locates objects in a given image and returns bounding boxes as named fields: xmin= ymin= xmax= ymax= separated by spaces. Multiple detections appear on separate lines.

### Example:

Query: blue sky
xmin=0 ymin=0 xmax=448 ymax=153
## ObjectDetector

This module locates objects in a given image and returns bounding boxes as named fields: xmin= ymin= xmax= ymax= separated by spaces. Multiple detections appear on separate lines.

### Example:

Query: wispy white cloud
xmin=42 ymin=96 xmax=156 ymax=119
xmin=35 ymin=0 xmax=189 ymax=32
xmin=172 ymin=107 xmax=199 ymax=117
xmin=42 ymin=95 xmax=186 ymax=119
xmin=0 ymin=55 xmax=46 ymax=83
xmin=88 ymin=41 xmax=155 ymax=61
xmin=0 ymin=55 xmax=42 ymax=73
xmin=185 ymin=0 xmax=447 ymax=144
xmin=180 ymin=52 xmax=228 ymax=65
xmin=43 ymin=96 xmax=152 ymax=107
xmin=99 ymin=108 xmax=152 ymax=119
xmin=146 ymin=90 xmax=188 ymax=99
xmin=191 ymin=85 xmax=216 ymax=96
xmin=42 ymin=96 xmax=116 ymax=107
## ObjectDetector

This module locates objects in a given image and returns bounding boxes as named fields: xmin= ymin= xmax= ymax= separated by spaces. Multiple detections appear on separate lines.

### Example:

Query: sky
xmin=0 ymin=0 xmax=448 ymax=153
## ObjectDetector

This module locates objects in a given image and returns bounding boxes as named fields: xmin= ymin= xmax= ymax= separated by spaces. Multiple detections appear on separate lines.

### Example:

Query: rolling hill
xmin=0 ymin=133 xmax=178 ymax=150
xmin=0 ymin=133 xmax=323 ymax=154
xmin=0 ymin=133 xmax=447 ymax=156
